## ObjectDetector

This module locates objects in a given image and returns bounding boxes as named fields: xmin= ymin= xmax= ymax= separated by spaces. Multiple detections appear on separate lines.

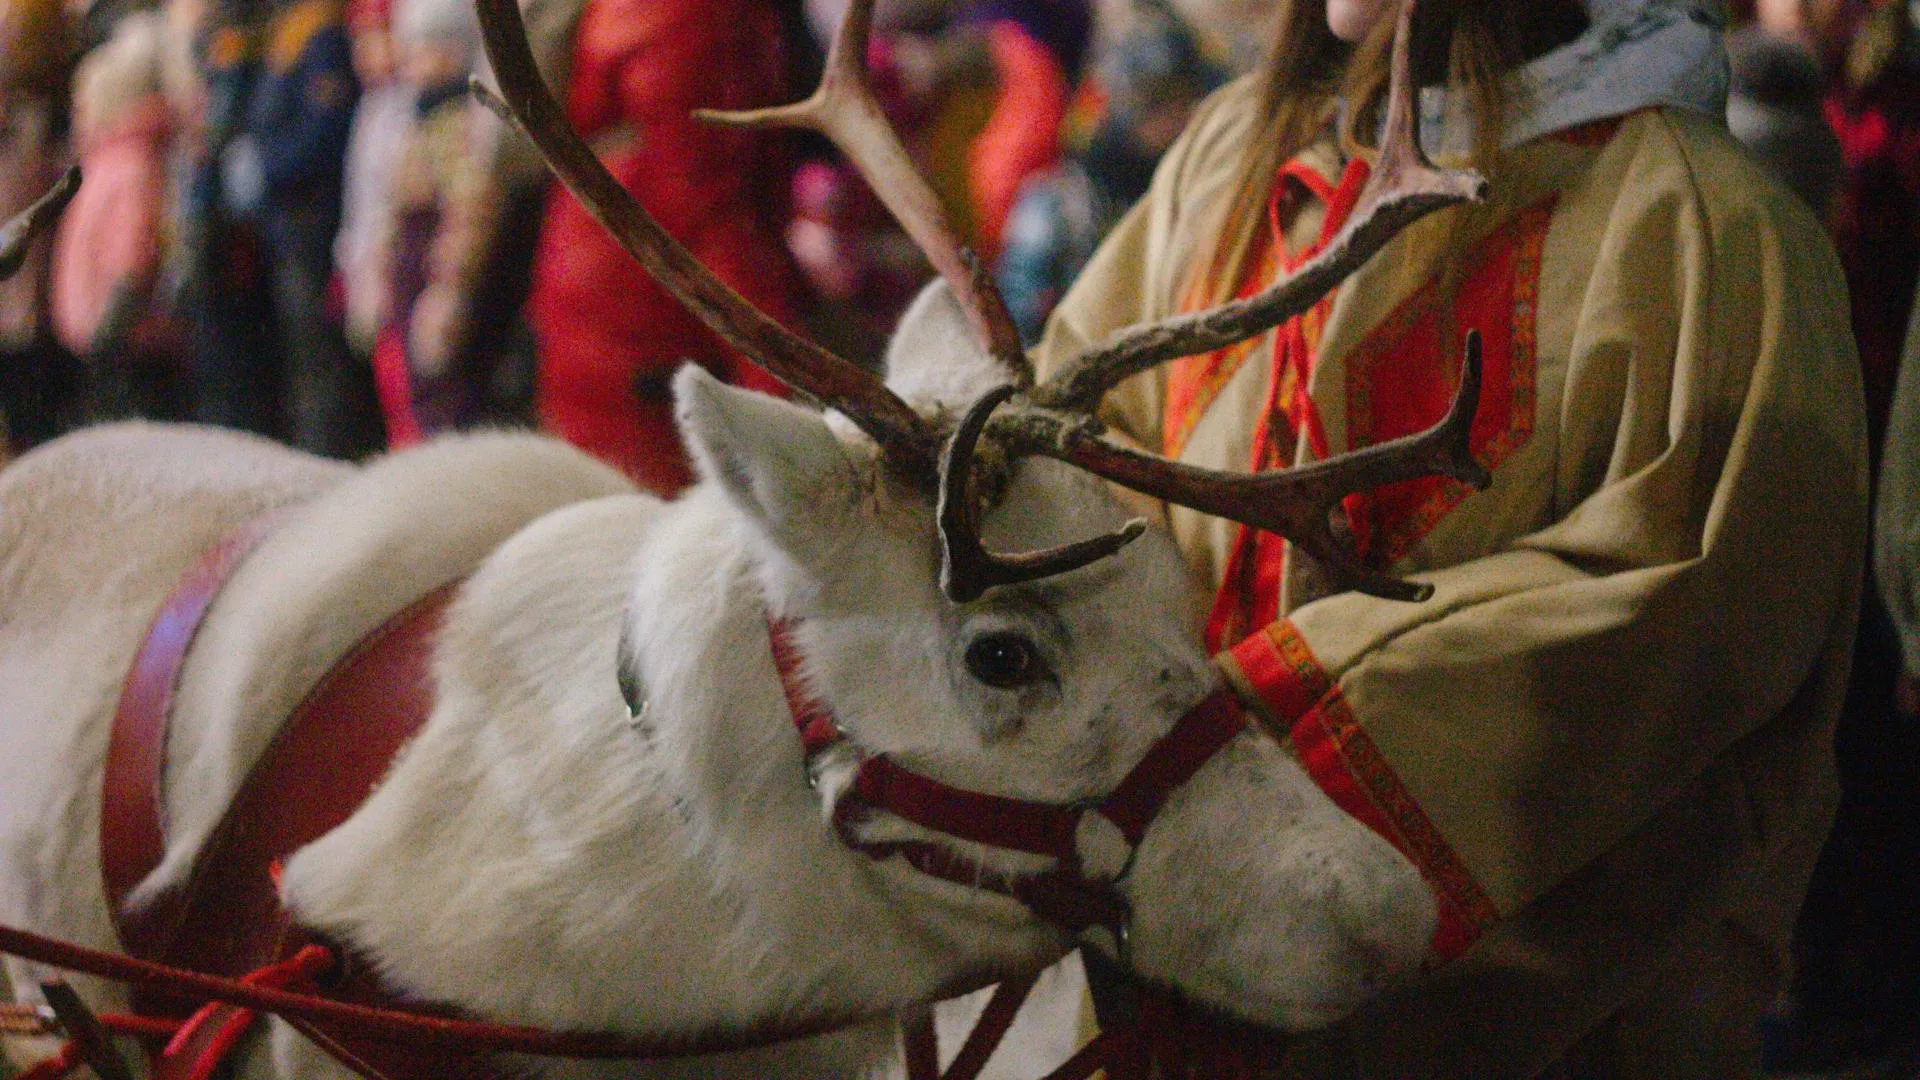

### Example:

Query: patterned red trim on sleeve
xmin=1219 ymin=620 xmax=1500 ymax=961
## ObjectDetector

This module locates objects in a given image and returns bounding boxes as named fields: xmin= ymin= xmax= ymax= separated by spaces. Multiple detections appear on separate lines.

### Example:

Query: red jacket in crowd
xmin=528 ymin=0 xmax=800 ymax=493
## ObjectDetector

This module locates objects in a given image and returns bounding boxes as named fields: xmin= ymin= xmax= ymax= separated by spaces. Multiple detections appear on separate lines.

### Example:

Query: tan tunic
xmin=1034 ymin=78 xmax=1867 ymax=1077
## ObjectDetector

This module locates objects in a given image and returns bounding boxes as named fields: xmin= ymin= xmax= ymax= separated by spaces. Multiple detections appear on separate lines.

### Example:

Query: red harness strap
xmin=102 ymin=508 xmax=289 ymax=944
xmin=97 ymin=506 xmax=484 ymax=1080
xmin=770 ymin=621 xmax=1291 ymax=1080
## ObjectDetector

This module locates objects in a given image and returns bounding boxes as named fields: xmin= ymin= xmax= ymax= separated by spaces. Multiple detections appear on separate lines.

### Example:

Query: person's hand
xmin=788 ymin=219 xmax=860 ymax=300
xmin=408 ymin=284 xmax=465 ymax=379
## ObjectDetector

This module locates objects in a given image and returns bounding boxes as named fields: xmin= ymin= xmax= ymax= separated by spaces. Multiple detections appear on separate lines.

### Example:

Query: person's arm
xmin=1221 ymin=123 xmax=1867 ymax=962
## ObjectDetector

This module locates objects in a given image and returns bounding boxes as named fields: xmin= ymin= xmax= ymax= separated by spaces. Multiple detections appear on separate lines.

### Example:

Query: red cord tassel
xmin=162 ymin=945 xmax=339 ymax=1080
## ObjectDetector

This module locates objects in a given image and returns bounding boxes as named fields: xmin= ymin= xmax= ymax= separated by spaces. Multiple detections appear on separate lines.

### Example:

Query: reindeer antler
xmin=485 ymin=0 xmax=1491 ymax=606
xmin=0 ymin=167 xmax=79 ymax=282
xmin=983 ymin=334 xmax=1488 ymax=602
xmin=472 ymin=0 xmax=940 ymax=482
xmin=938 ymin=385 xmax=1148 ymax=602
xmin=938 ymin=0 xmax=1492 ymax=602
xmin=697 ymin=0 xmax=1031 ymax=385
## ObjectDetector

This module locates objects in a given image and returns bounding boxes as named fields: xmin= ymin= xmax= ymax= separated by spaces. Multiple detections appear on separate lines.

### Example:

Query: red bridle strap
xmin=849 ymin=755 xmax=1082 ymax=858
xmin=1092 ymin=689 xmax=1245 ymax=848
xmin=766 ymin=619 xmax=1246 ymax=930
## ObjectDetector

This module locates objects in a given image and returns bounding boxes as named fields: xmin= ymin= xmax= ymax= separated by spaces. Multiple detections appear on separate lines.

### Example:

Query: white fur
xmin=1 ymin=287 xmax=1436 ymax=1080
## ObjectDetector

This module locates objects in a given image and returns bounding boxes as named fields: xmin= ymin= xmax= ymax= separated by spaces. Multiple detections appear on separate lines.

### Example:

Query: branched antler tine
xmin=1291 ymin=515 xmax=1433 ymax=601
xmin=1033 ymin=0 xmax=1487 ymax=413
xmin=697 ymin=0 xmax=1031 ymax=385
xmin=0 ymin=166 xmax=79 ymax=281
xmin=1000 ymin=332 xmax=1487 ymax=600
xmin=939 ymin=385 xmax=1148 ymax=602
xmin=1428 ymin=329 xmax=1491 ymax=487
xmin=472 ymin=0 xmax=938 ymax=481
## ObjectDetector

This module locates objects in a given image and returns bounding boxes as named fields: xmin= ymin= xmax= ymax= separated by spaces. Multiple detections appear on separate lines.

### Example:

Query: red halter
xmin=767 ymin=619 xmax=1248 ymax=947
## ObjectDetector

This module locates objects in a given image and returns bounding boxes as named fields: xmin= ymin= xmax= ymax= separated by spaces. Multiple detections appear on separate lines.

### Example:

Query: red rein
xmin=0 ymin=923 xmax=890 ymax=1060
xmin=0 ymin=919 xmax=1262 ymax=1080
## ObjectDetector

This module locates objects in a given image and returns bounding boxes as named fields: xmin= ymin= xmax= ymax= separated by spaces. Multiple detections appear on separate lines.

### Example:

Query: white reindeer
xmin=0 ymin=0 xmax=1485 ymax=1075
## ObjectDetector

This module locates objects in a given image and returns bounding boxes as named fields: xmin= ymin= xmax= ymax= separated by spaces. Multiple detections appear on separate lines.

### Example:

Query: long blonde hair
xmin=1190 ymin=0 xmax=1587 ymax=303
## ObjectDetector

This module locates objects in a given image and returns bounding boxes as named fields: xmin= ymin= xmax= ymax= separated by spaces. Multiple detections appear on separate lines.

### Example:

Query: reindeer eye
xmin=964 ymin=632 xmax=1044 ymax=689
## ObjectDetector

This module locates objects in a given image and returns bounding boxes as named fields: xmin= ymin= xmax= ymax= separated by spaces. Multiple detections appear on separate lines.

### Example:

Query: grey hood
xmin=1418 ymin=0 xmax=1730 ymax=153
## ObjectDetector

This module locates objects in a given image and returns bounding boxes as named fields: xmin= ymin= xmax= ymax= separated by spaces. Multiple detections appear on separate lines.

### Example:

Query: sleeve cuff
xmin=1217 ymin=619 xmax=1500 ymax=962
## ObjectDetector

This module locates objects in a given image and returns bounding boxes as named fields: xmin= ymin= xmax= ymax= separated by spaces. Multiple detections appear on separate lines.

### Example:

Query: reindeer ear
xmin=675 ymin=365 xmax=857 ymax=559
xmin=881 ymin=281 xmax=1004 ymax=408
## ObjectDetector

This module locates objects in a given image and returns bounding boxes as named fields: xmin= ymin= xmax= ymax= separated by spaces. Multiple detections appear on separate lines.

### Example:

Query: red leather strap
xmin=851 ymin=756 xmax=1081 ymax=859
xmin=940 ymin=973 xmax=1039 ymax=1080
xmin=767 ymin=620 xmax=1247 ymax=938
xmin=833 ymin=831 xmax=1129 ymax=933
xmin=129 ymin=585 xmax=457 ymax=1001
xmin=0 ymin=920 xmax=942 ymax=1062
xmin=769 ymin=625 xmax=840 ymax=756
xmin=1093 ymin=689 xmax=1243 ymax=848
xmin=893 ymin=974 xmax=1043 ymax=1080
xmin=132 ymin=582 xmax=477 ymax=1080
xmin=102 ymin=508 xmax=292 ymax=945
xmin=96 ymin=507 xmax=496 ymax=1077
xmin=902 ymin=1005 xmax=938 ymax=1080
xmin=278 ymin=958 xmax=508 ymax=1080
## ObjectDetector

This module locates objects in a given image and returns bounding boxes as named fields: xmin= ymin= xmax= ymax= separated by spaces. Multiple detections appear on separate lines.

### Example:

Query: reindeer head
xmin=480 ymin=0 xmax=1483 ymax=1032
xmin=675 ymin=282 xmax=1214 ymax=803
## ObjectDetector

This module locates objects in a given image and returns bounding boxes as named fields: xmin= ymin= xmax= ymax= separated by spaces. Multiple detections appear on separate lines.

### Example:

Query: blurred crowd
xmin=1721 ymin=3 xmax=1920 ymax=1078
xmin=11 ymin=0 xmax=1899 ymax=498
xmin=1 ymin=0 xmax=1919 ymax=1071
xmin=0 ymin=0 xmax=1239 ymax=488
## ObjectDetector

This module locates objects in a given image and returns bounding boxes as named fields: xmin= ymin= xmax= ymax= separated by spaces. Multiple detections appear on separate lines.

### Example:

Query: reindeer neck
xmin=280 ymin=490 xmax=1048 ymax=1047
